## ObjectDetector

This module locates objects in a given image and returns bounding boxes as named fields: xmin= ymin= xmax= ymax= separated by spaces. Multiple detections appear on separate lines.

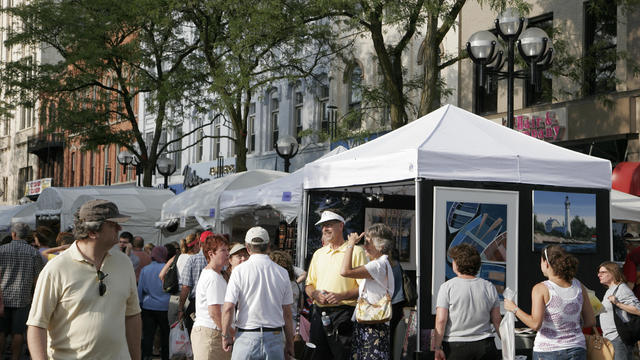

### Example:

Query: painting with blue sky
xmin=533 ymin=190 xmax=597 ymax=253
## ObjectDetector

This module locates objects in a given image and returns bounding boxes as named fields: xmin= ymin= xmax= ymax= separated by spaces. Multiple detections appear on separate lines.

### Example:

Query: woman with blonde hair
xmin=598 ymin=261 xmax=640 ymax=360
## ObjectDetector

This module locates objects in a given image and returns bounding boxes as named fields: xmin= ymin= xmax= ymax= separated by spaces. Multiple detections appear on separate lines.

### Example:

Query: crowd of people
xmin=4 ymin=198 xmax=640 ymax=360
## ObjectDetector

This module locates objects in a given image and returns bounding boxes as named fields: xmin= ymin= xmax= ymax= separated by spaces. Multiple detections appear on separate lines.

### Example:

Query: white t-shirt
xmin=600 ymin=283 xmax=640 ymax=341
xmin=176 ymin=253 xmax=192 ymax=277
xmin=224 ymin=254 xmax=293 ymax=329
xmin=352 ymin=255 xmax=394 ymax=321
xmin=193 ymin=268 xmax=227 ymax=330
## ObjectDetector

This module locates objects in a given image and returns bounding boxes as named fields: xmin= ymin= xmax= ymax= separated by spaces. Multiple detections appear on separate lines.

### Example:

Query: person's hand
xmin=124 ymin=243 xmax=133 ymax=255
xmin=222 ymin=335 xmax=233 ymax=352
xmin=177 ymin=310 xmax=183 ymax=321
xmin=325 ymin=291 xmax=343 ymax=305
xmin=314 ymin=290 xmax=329 ymax=305
xmin=434 ymin=348 xmax=446 ymax=360
xmin=608 ymin=295 xmax=619 ymax=305
xmin=347 ymin=232 xmax=364 ymax=247
xmin=285 ymin=340 xmax=294 ymax=359
xmin=504 ymin=299 xmax=517 ymax=313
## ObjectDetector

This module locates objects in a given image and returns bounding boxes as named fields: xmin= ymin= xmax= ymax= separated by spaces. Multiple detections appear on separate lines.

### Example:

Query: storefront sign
xmin=25 ymin=178 xmax=52 ymax=196
xmin=512 ymin=108 xmax=567 ymax=142
xmin=182 ymin=158 xmax=237 ymax=189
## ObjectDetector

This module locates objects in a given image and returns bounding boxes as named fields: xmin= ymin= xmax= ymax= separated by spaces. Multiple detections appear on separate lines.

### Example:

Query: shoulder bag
xmin=355 ymin=260 xmax=392 ymax=324
xmin=401 ymin=266 xmax=417 ymax=307
xmin=163 ymin=254 xmax=180 ymax=294
xmin=585 ymin=326 xmax=614 ymax=360
xmin=612 ymin=285 xmax=640 ymax=345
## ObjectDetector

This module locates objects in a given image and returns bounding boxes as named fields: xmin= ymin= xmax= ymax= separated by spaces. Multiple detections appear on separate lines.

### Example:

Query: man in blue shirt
xmin=138 ymin=246 xmax=171 ymax=360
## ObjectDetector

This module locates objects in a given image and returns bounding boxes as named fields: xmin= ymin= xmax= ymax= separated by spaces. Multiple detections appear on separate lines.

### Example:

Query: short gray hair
xmin=366 ymin=223 xmax=394 ymax=256
xmin=11 ymin=222 xmax=31 ymax=239
xmin=73 ymin=210 xmax=104 ymax=240
xmin=246 ymin=242 xmax=269 ymax=254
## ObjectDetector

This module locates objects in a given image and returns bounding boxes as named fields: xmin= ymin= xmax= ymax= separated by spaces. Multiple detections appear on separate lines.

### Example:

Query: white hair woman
xmin=340 ymin=223 xmax=394 ymax=360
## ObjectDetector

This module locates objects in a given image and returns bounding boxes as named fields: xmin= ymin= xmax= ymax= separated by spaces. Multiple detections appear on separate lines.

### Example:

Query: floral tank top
xmin=533 ymin=279 xmax=586 ymax=352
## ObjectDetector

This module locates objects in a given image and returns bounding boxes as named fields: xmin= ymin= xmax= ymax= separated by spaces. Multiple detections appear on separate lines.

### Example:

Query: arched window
xmin=294 ymin=84 xmax=303 ymax=143
xmin=347 ymin=64 xmax=363 ymax=129
xmin=270 ymin=91 xmax=279 ymax=150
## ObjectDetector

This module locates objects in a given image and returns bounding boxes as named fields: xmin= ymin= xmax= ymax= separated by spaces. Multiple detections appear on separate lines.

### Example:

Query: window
xmin=584 ymin=0 xmax=617 ymax=95
xmin=17 ymin=166 xmax=32 ymax=198
xmin=89 ymin=151 xmax=95 ymax=185
xmin=1 ymin=117 xmax=9 ymax=136
xmin=525 ymin=14 xmax=554 ymax=106
xmin=70 ymin=152 xmax=76 ymax=186
xmin=213 ymin=124 xmax=221 ymax=159
xmin=270 ymin=92 xmax=279 ymax=150
xmin=319 ymin=83 xmax=330 ymax=133
xmin=347 ymin=64 xmax=362 ymax=129
xmin=104 ymin=145 xmax=111 ymax=185
xmin=294 ymin=91 xmax=303 ymax=143
xmin=196 ymin=129 xmax=204 ymax=162
xmin=171 ymin=127 xmax=182 ymax=173
xmin=19 ymin=106 xmax=33 ymax=130
xmin=79 ymin=152 xmax=85 ymax=186
xmin=2 ymin=177 xmax=7 ymax=202
xmin=247 ymin=103 xmax=256 ymax=153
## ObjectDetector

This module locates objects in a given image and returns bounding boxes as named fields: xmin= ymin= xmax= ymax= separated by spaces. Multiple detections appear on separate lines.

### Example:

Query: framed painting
xmin=364 ymin=208 xmax=416 ymax=270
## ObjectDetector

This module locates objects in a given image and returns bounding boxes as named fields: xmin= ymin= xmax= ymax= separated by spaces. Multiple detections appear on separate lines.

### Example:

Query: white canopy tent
xmin=0 ymin=203 xmax=37 ymax=239
xmin=218 ymin=146 xmax=348 ymax=224
xmin=301 ymin=104 xmax=612 ymax=351
xmin=611 ymin=189 xmax=640 ymax=223
xmin=35 ymin=186 xmax=178 ymax=244
xmin=160 ymin=169 xmax=286 ymax=232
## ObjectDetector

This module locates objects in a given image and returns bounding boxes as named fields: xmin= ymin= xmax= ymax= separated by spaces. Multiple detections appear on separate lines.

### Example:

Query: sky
xmin=533 ymin=190 xmax=597 ymax=228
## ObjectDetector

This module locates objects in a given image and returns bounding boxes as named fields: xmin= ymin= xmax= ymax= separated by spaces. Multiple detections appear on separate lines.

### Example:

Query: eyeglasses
xmin=97 ymin=270 xmax=108 ymax=296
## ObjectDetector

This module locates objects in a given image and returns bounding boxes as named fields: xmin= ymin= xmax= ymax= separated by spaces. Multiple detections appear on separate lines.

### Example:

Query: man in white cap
xmin=221 ymin=226 xmax=294 ymax=359
xmin=305 ymin=209 xmax=366 ymax=360
xmin=26 ymin=199 xmax=141 ymax=360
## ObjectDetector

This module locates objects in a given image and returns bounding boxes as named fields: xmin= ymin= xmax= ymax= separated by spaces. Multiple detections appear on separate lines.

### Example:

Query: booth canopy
xmin=219 ymin=147 xmax=347 ymax=223
xmin=611 ymin=189 xmax=640 ymax=223
xmin=303 ymin=105 xmax=612 ymax=190
xmin=0 ymin=203 xmax=36 ymax=232
xmin=35 ymin=186 xmax=176 ymax=244
xmin=161 ymin=169 xmax=286 ymax=226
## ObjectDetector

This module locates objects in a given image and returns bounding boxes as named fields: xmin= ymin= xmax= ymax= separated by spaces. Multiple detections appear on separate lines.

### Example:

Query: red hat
xmin=200 ymin=230 xmax=214 ymax=243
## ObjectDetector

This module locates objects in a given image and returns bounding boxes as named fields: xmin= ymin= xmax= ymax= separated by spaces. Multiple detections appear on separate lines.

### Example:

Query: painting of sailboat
xmin=447 ymin=202 xmax=480 ymax=234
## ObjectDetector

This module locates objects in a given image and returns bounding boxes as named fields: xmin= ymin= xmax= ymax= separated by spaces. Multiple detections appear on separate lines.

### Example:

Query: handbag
xmin=611 ymin=285 xmax=640 ymax=345
xmin=163 ymin=254 xmax=180 ymax=294
xmin=585 ymin=327 xmax=614 ymax=360
xmin=401 ymin=266 xmax=417 ymax=307
xmin=355 ymin=260 xmax=392 ymax=324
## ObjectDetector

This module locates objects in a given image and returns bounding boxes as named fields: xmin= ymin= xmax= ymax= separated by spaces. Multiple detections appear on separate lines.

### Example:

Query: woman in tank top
xmin=504 ymin=245 xmax=595 ymax=360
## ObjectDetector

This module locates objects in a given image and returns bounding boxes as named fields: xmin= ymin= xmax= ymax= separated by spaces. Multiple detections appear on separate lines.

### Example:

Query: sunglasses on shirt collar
xmin=97 ymin=270 xmax=108 ymax=296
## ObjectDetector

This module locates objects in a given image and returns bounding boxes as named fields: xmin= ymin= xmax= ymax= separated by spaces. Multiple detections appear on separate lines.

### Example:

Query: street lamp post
xmin=467 ymin=8 xmax=553 ymax=129
xmin=117 ymin=149 xmax=142 ymax=186
xmin=156 ymin=156 xmax=176 ymax=189
xmin=274 ymin=135 xmax=300 ymax=173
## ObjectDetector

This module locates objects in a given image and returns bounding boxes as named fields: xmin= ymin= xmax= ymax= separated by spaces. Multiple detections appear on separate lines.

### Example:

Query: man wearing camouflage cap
xmin=26 ymin=199 xmax=141 ymax=360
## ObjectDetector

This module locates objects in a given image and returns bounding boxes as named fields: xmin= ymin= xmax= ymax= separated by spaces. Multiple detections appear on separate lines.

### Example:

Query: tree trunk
xmin=419 ymin=19 xmax=441 ymax=116
xmin=142 ymin=160 xmax=154 ymax=187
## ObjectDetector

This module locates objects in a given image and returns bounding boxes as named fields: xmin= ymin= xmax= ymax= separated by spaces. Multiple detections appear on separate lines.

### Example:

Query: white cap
xmin=315 ymin=210 xmax=345 ymax=226
xmin=245 ymin=226 xmax=269 ymax=244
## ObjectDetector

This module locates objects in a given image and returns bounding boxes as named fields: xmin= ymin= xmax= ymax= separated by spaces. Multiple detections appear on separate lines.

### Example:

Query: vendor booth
xmin=35 ymin=186 xmax=179 ymax=244
xmin=159 ymin=169 xmax=286 ymax=241
xmin=0 ymin=203 xmax=36 ymax=241
xmin=301 ymin=104 xmax=612 ymax=355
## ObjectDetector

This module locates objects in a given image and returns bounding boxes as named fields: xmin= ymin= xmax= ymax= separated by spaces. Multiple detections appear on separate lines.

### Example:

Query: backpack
xmin=163 ymin=254 xmax=180 ymax=294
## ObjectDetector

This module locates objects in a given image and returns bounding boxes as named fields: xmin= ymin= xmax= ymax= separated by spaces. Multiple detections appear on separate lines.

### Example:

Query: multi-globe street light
xmin=156 ymin=156 xmax=177 ymax=189
xmin=467 ymin=8 xmax=553 ymax=129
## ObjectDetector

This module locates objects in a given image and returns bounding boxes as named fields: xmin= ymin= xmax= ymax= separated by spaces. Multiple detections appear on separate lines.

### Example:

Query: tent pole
xmin=297 ymin=189 xmax=310 ymax=267
xmin=414 ymin=178 xmax=423 ymax=358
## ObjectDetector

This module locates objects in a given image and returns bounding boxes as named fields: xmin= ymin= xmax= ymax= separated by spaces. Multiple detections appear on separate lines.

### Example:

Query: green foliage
xmin=570 ymin=216 xmax=595 ymax=240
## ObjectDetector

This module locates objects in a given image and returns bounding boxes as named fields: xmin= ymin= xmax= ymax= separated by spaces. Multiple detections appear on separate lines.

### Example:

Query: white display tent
xmin=160 ymin=169 xmax=286 ymax=232
xmin=0 ymin=203 xmax=36 ymax=239
xmin=35 ymin=186 xmax=178 ymax=244
xmin=611 ymin=189 xmax=640 ymax=223
xmin=301 ymin=104 xmax=612 ymax=350
xmin=219 ymin=146 xmax=348 ymax=224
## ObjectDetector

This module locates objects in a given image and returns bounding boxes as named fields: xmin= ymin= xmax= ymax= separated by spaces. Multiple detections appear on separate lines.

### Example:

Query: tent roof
xmin=0 ymin=204 xmax=36 ymax=232
xmin=612 ymin=189 xmax=640 ymax=223
xmin=303 ymin=105 xmax=612 ymax=190
xmin=161 ymin=169 xmax=286 ymax=221
xmin=219 ymin=146 xmax=348 ymax=223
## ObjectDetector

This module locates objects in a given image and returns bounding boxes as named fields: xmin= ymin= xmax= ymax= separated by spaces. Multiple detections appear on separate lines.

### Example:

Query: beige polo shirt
xmin=306 ymin=242 xmax=366 ymax=307
xmin=27 ymin=242 xmax=141 ymax=359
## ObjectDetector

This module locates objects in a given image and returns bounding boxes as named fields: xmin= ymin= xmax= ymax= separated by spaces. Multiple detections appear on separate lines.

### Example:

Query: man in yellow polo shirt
xmin=26 ymin=200 xmax=142 ymax=360
xmin=305 ymin=209 xmax=366 ymax=360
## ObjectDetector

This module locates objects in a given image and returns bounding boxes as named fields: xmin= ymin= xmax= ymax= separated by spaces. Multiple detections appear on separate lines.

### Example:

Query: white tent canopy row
xmin=218 ymin=146 xmax=348 ymax=224
xmin=0 ymin=203 xmax=36 ymax=234
xmin=611 ymin=189 xmax=640 ymax=223
xmin=36 ymin=186 xmax=179 ymax=244
xmin=160 ymin=169 xmax=287 ymax=231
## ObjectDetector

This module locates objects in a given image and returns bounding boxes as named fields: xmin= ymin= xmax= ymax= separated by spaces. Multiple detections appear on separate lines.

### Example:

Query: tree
xmin=180 ymin=0 xmax=335 ymax=172
xmin=0 ymin=0 xmax=200 ymax=187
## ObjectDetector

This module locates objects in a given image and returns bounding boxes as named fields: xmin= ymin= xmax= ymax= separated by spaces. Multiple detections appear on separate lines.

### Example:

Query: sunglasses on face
xmin=97 ymin=270 xmax=108 ymax=296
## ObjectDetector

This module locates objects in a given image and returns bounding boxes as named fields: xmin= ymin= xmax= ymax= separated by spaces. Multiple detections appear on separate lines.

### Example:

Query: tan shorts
xmin=191 ymin=326 xmax=231 ymax=360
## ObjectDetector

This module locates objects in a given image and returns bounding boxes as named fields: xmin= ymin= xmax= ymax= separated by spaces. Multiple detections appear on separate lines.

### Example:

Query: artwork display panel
xmin=364 ymin=208 xmax=416 ymax=270
xmin=432 ymin=187 xmax=519 ymax=314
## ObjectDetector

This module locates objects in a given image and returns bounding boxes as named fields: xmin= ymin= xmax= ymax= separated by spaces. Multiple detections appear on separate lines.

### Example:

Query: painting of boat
xmin=482 ymin=231 xmax=507 ymax=262
xmin=479 ymin=262 xmax=506 ymax=295
xmin=447 ymin=202 xmax=480 ymax=234
xmin=448 ymin=213 xmax=503 ymax=257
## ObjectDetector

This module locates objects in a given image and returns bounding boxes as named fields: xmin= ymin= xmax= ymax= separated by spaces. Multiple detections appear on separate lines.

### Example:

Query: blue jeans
xmin=533 ymin=347 xmax=586 ymax=360
xmin=610 ymin=336 xmax=634 ymax=360
xmin=231 ymin=330 xmax=285 ymax=360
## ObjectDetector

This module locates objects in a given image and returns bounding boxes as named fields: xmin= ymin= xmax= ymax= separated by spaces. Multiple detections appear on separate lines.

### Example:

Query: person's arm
xmin=340 ymin=232 xmax=372 ymax=280
xmin=504 ymin=283 xmax=547 ymax=331
xmin=580 ymin=284 xmax=596 ymax=328
xmin=158 ymin=255 xmax=176 ymax=281
xmin=41 ymin=244 xmax=70 ymax=257
xmin=295 ymin=271 xmax=307 ymax=284
xmin=208 ymin=304 xmax=223 ymax=329
xmin=433 ymin=307 xmax=448 ymax=360
xmin=609 ymin=296 xmax=640 ymax=315
xmin=221 ymin=302 xmax=235 ymax=352
xmin=490 ymin=306 xmax=501 ymax=339
xmin=125 ymin=313 xmax=142 ymax=360
xmin=283 ymin=304 xmax=294 ymax=359
xmin=305 ymin=284 xmax=328 ymax=305
xmin=177 ymin=285 xmax=191 ymax=321
xmin=325 ymin=287 xmax=359 ymax=305
xmin=27 ymin=326 xmax=47 ymax=360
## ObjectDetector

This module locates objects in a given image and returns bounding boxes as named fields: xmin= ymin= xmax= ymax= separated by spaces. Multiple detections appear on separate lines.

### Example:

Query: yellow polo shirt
xmin=27 ymin=242 xmax=141 ymax=360
xmin=306 ymin=242 xmax=366 ymax=307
